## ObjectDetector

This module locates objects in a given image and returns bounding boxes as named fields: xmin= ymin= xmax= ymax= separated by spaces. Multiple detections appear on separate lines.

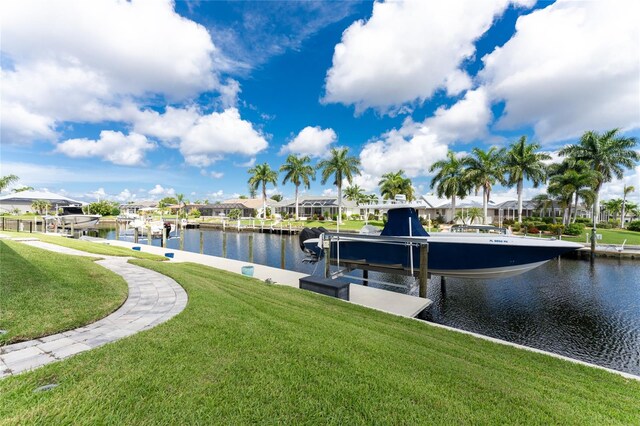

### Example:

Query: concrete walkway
xmin=0 ymin=241 xmax=188 ymax=378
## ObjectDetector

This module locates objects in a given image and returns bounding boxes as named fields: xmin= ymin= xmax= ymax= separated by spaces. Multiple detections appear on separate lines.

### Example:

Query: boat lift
xmin=320 ymin=232 xmax=430 ymax=299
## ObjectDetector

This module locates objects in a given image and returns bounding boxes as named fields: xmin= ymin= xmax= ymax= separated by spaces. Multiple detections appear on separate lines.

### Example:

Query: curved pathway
xmin=0 ymin=241 xmax=187 ymax=378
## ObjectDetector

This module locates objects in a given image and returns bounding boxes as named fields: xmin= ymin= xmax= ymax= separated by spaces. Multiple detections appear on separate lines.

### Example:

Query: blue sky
xmin=1 ymin=0 xmax=639 ymax=204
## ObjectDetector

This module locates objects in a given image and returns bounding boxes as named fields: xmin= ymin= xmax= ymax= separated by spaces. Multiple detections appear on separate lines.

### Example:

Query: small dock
xmin=84 ymin=237 xmax=431 ymax=318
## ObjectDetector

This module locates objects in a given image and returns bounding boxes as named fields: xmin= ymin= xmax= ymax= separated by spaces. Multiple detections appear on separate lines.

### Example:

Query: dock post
xmin=590 ymin=227 xmax=596 ymax=260
xmin=1 ymin=217 xmax=4 ymax=231
xmin=324 ymin=236 xmax=331 ymax=278
xmin=70 ymin=222 xmax=74 ymax=237
xmin=363 ymin=269 xmax=368 ymax=286
xmin=248 ymin=234 xmax=254 ymax=263
xmin=179 ymin=224 xmax=184 ymax=251
xmin=115 ymin=222 xmax=120 ymax=240
xmin=134 ymin=227 xmax=139 ymax=244
xmin=222 ymin=232 xmax=227 ymax=258
xmin=419 ymin=243 xmax=429 ymax=299
xmin=199 ymin=230 xmax=204 ymax=254
xmin=441 ymin=276 xmax=447 ymax=293
xmin=280 ymin=237 xmax=285 ymax=269
xmin=17 ymin=219 xmax=21 ymax=233
xmin=147 ymin=226 xmax=152 ymax=246
xmin=162 ymin=226 xmax=167 ymax=247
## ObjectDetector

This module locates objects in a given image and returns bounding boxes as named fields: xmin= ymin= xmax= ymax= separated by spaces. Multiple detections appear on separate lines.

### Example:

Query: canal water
xmin=102 ymin=228 xmax=640 ymax=376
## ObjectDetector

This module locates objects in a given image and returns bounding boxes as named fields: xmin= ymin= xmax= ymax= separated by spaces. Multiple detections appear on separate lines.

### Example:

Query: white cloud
xmin=115 ymin=189 xmax=135 ymax=202
xmin=210 ymin=171 xmax=224 ymax=179
xmin=0 ymin=0 xmax=220 ymax=144
xmin=322 ymin=188 xmax=337 ymax=197
xmin=323 ymin=0 xmax=533 ymax=113
xmin=55 ymin=131 xmax=156 ymax=166
xmin=280 ymin=126 xmax=337 ymax=157
xmin=148 ymin=184 xmax=175 ymax=196
xmin=218 ymin=78 xmax=241 ymax=109
xmin=480 ymin=0 xmax=640 ymax=142
xmin=359 ymin=88 xmax=491 ymax=180
xmin=86 ymin=187 xmax=107 ymax=200
xmin=600 ymin=165 xmax=640 ymax=203
xmin=235 ymin=158 xmax=256 ymax=168
xmin=133 ymin=106 xmax=200 ymax=148
xmin=347 ymin=172 xmax=379 ymax=192
xmin=208 ymin=190 xmax=225 ymax=199
xmin=180 ymin=108 xmax=268 ymax=166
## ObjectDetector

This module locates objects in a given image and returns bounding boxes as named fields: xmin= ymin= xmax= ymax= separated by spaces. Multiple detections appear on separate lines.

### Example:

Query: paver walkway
xmin=0 ymin=241 xmax=187 ymax=378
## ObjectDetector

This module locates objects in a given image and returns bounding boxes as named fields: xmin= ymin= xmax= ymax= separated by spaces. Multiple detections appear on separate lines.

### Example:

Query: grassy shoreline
xmin=1 ymin=257 xmax=638 ymax=423
xmin=0 ymin=240 xmax=128 ymax=345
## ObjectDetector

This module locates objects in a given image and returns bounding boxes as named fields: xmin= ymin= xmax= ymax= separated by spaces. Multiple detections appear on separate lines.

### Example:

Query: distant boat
xmin=120 ymin=217 xmax=174 ymax=239
xmin=46 ymin=205 xmax=100 ymax=230
xmin=300 ymin=203 xmax=582 ymax=279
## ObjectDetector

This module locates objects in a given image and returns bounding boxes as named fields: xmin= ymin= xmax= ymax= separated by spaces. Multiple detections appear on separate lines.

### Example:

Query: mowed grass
xmin=535 ymin=227 xmax=640 ymax=245
xmin=1 ymin=260 xmax=638 ymax=424
xmin=0 ymin=231 xmax=167 ymax=260
xmin=0 ymin=240 xmax=127 ymax=345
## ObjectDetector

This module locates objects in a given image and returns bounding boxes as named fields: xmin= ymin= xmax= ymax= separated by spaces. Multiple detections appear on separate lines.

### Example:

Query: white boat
xmin=45 ymin=205 xmax=100 ymax=230
xmin=121 ymin=217 xmax=174 ymax=239
xmin=300 ymin=203 xmax=582 ymax=280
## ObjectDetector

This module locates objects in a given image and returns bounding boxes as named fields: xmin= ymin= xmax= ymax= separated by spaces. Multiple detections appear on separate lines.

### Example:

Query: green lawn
xmin=535 ymin=228 xmax=640 ymax=246
xmin=0 ymin=240 xmax=127 ymax=345
xmin=1 ymin=259 xmax=638 ymax=424
xmin=0 ymin=231 xmax=167 ymax=260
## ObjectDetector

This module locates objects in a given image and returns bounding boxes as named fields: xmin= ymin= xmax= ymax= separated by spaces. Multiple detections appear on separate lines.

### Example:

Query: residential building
xmin=0 ymin=191 xmax=86 ymax=214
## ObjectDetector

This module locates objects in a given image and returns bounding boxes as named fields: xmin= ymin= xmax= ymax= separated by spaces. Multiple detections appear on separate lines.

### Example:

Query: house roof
xmin=222 ymin=198 xmax=275 ymax=209
xmin=275 ymin=195 xmax=358 ymax=209
xmin=0 ymin=190 xmax=85 ymax=205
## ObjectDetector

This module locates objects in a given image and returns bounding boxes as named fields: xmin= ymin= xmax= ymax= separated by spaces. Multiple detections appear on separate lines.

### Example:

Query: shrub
xmin=503 ymin=219 xmax=515 ymax=226
xmin=525 ymin=226 xmax=540 ymax=234
xmin=548 ymin=224 xmax=565 ymax=235
xmin=341 ymin=213 xmax=348 ymax=220
xmin=536 ymin=223 xmax=548 ymax=232
xmin=565 ymin=222 xmax=585 ymax=236
xmin=627 ymin=220 xmax=640 ymax=232
xmin=367 ymin=213 xmax=376 ymax=221
xmin=419 ymin=217 xmax=429 ymax=226
xmin=312 ymin=214 xmax=319 ymax=221
xmin=512 ymin=223 xmax=521 ymax=232
xmin=189 ymin=208 xmax=201 ymax=219
xmin=350 ymin=214 xmax=361 ymax=220
xmin=306 ymin=217 xmax=313 ymax=222
xmin=332 ymin=214 xmax=338 ymax=221
xmin=596 ymin=221 xmax=612 ymax=229
xmin=228 ymin=209 xmax=241 ymax=220
xmin=318 ymin=215 xmax=325 ymax=221
xmin=575 ymin=217 xmax=591 ymax=225
xmin=541 ymin=217 xmax=554 ymax=224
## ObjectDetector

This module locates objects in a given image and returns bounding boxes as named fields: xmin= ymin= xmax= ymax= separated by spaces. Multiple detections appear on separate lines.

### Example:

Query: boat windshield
xmin=450 ymin=225 xmax=509 ymax=235
xmin=61 ymin=206 xmax=85 ymax=215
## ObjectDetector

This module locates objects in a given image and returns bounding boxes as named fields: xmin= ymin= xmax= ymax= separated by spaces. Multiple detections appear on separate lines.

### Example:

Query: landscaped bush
xmin=350 ymin=214 xmax=361 ymax=220
xmin=525 ymin=226 xmax=540 ymax=234
xmin=502 ymin=219 xmax=515 ymax=226
xmin=536 ymin=223 xmax=549 ymax=232
xmin=368 ymin=213 xmax=376 ymax=221
xmin=575 ymin=217 xmax=591 ymax=224
xmin=332 ymin=214 xmax=338 ymax=221
xmin=228 ymin=209 xmax=241 ymax=220
xmin=548 ymin=224 xmax=564 ymax=235
xmin=342 ymin=213 xmax=348 ymax=220
xmin=597 ymin=221 xmax=613 ymax=229
xmin=318 ymin=215 xmax=325 ymax=221
xmin=565 ymin=222 xmax=585 ymax=236
xmin=627 ymin=220 xmax=640 ymax=232
xmin=189 ymin=208 xmax=201 ymax=219
xmin=306 ymin=217 xmax=313 ymax=222
xmin=512 ymin=223 xmax=521 ymax=232
xmin=541 ymin=217 xmax=555 ymax=224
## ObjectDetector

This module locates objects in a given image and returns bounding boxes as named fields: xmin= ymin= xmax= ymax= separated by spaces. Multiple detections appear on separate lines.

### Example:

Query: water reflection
xmin=102 ymin=228 xmax=640 ymax=376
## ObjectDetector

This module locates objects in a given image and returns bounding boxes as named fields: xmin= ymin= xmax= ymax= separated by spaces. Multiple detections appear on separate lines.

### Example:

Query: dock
xmin=85 ymin=237 xmax=432 ymax=318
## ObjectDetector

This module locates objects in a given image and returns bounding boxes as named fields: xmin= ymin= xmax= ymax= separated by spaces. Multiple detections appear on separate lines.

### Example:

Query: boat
xmin=120 ymin=217 xmax=174 ymax=239
xmin=299 ymin=203 xmax=582 ymax=279
xmin=45 ymin=205 xmax=101 ymax=230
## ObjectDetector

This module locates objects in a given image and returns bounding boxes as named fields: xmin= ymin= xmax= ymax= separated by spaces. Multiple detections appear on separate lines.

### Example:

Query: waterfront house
xmin=198 ymin=198 xmax=276 ymax=218
xmin=0 ymin=190 xmax=86 ymax=214
xmin=274 ymin=195 xmax=361 ymax=219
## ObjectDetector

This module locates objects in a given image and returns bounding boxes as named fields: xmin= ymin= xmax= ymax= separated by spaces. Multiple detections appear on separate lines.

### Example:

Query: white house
xmin=0 ymin=191 xmax=86 ymax=214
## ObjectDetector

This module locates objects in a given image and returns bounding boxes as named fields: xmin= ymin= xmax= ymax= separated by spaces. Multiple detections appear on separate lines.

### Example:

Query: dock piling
xmin=199 ymin=230 xmax=204 ymax=254
xmin=323 ymin=235 xmax=331 ymax=278
xmin=222 ymin=232 xmax=227 ymax=258
xmin=134 ymin=228 xmax=139 ymax=244
xmin=248 ymin=234 xmax=254 ymax=263
xmin=419 ymin=243 xmax=429 ymax=299
xmin=280 ymin=237 xmax=285 ymax=269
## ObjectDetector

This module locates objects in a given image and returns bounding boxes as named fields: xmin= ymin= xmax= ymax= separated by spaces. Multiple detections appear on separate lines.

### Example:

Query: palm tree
xmin=462 ymin=147 xmax=506 ymax=224
xmin=559 ymin=129 xmax=639 ymax=228
xmin=379 ymin=170 xmax=415 ymax=201
xmin=176 ymin=193 xmax=185 ymax=219
xmin=13 ymin=186 xmax=34 ymax=192
xmin=248 ymin=163 xmax=278 ymax=219
xmin=504 ymin=136 xmax=551 ymax=223
xmin=280 ymin=154 xmax=315 ymax=220
xmin=344 ymin=184 xmax=366 ymax=204
xmin=0 ymin=174 xmax=19 ymax=192
xmin=429 ymin=151 xmax=470 ymax=222
xmin=467 ymin=207 xmax=483 ymax=225
xmin=31 ymin=200 xmax=51 ymax=215
xmin=548 ymin=166 xmax=598 ymax=225
xmin=317 ymin=147 xmax=360 ymax=224
xmin=621 ymin=185 xmax=635 ymax=229
xmin=602 ymin=199 xmax=623 ymax=224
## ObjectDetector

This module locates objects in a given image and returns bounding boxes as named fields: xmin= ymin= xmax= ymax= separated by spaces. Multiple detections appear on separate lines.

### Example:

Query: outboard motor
xmin=163 ymin=222 xmax=172 ymax=238
xmin=299 ymin=227 xmax=327 ymax=260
